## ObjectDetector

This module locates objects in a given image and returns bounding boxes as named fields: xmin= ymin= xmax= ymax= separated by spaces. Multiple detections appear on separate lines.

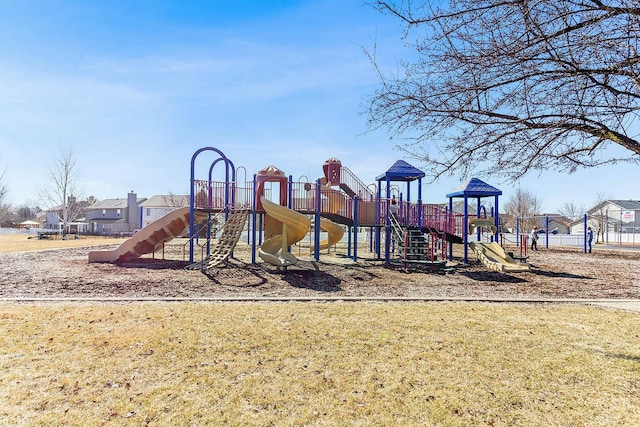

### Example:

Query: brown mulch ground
xmin=1 ymin=234 xmax=639 ymax=300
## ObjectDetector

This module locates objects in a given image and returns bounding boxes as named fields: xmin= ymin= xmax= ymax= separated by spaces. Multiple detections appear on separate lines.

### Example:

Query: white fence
xmin=501 ymin=232 xmax=640 ymax=249
xmin=604 ymin=231 xmax=640 ymax=246
xmin=538 ymin=234 xmax=585 ymax=247
xmin=0 ymin=227 xmax=41 ymax=235
xmin=497 ymin=233 xmax=584 ymax=248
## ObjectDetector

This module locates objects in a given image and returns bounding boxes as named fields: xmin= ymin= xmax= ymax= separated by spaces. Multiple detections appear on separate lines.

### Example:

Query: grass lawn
xmin=1 ymin=302 xmax=639 ymax=426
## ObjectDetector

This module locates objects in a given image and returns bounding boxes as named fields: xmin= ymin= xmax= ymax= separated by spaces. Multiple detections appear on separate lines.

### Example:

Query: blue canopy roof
xmin=375 ymin=160 xmax=425 ymax=182
xmin=446 ymin=178 xmax=502 ymax=198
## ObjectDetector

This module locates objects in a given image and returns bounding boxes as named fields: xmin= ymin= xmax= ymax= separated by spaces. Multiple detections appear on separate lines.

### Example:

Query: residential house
xmin=35 ymin=211 xmax=47 ymax=229
xmin=534 ymin=214 xmax=572 ymax=234
xmin=570 ymin=199 xmax=640 ymax=236
xmin=42 ymin=210 xmax=61 ymax=231
xmin=41 ymin=196 xmax=91 ymax=234
xmin=497 ymin=213 xmax=570 ymax=234
xmin=139 ymin=194 xmax=189 ymax=228
xmin=85 ymin=192 xmax=146 ymax=235
xmin=499 ymin=213 xmax=516 ymax=233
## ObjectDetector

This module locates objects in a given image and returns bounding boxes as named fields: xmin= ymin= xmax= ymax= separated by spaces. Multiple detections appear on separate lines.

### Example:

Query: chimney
xmin=127 ymin=191 xmax=139 ymax=231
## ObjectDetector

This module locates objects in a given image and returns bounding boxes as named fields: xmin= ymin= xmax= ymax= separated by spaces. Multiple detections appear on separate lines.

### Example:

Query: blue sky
xmin=1 ymin=0 xmax=638 ymax=213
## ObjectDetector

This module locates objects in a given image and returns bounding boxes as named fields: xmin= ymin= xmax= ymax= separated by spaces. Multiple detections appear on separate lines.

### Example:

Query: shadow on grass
xmin=608 ymin=353 xmax=640 ymax=364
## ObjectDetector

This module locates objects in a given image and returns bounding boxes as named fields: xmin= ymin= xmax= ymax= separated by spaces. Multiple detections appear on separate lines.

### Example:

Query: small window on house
xmin=102 ymin=209 xmax=106 ymax=217
xmin=147 ymin=208 xmax=151 ymax=216
xmin=117 ymin=209 xmax=121 ymax=217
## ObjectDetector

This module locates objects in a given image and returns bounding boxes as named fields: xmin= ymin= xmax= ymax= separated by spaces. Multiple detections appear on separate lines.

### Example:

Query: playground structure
xmin=89 ymin=146 xmax=534 ymax=274
xmin=446 ymin=178 xmax=502 ymax=264
xmin=444 ymin=177 xmax=530 ymax=271
xmin=184 ymin=148 xmax=467 ymax=270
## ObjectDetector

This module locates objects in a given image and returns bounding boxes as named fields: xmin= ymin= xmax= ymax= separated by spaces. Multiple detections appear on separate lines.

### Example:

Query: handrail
xmin=196 ymin=177 xmax=464 ymax=239
xmin=388 ymin=212 xmax=404 ymax=240
xmin=403 ymin=229 xmax=410 ymax=270
xmin=340 ymin=166 xmax=376 ymax=200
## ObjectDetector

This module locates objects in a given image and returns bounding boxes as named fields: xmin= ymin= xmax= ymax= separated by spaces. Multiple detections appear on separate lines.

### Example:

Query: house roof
xmin=587 ymin=199 xmax=640 ymax=214
xmin=88 ymin=198 xmax=146 ymax=210
xmin=375 ymin=160 xmax=425 ymax=182
xmin=569 ymin=217 xmax=619 ymax=227
xmin=446 ymin=178 xmax=502 ymax=198
xmin=607 ymin=200 xmax=640 ymax=210
xmin=140 ymin=195 xmax=189 ymax=208
xmin=546 ymin=216 xmax=572 ymax=227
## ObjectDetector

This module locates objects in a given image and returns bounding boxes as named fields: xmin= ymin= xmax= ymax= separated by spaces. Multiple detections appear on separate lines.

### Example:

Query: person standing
xmin=587 ymin=226 xmax=594 ymax=253
xmin=389 ymin=197 xmax=399 ymax=222
xmin=530 ymin=226 xmax=538 ymax=251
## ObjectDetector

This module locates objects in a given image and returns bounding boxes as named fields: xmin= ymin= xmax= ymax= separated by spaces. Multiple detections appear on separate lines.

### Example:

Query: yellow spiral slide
xmin=313 ymin=186 xmax=345 ymax=251
xmin=258 ymin=197 xmax=311 ymax=267
xmin=315 ymin=218 xmax=345 ymax=251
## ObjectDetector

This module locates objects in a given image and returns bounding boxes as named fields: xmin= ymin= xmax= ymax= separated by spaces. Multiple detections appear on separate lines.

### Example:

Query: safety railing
xmin=393 ymin=201 xmax=461 ymax=236
xmin=339 ymin=166 xmax=376 ymax=201
xmin=193 ymin=179 xmax=464 ymax=238
xmin=193 ymin=180 xmax=261 ymax=211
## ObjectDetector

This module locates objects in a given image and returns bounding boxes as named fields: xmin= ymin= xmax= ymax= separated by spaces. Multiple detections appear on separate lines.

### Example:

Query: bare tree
xmin=162 ymin=192 xmax=189 ymax=208
xmin=558 ymin=202 xmax=586 ymax=221
xmin=503 ymin=188 xmax=542 ymax=232
xmin=85 ymin=195 xmax=97 ymax=206
xmin=588 ymin=192 xmax=610 ymax=243
xmin=0 ymin=163 xmax=10 ymax=226
xmin=40 ymin=148 xmax=84 ymax=238
xmin=0 ymin=165 xmax=7 ymax=205
xmin=367 ymin=1 xmax=640 ymax=182
xmin=15 ymin=203 xmax=40 ymax=223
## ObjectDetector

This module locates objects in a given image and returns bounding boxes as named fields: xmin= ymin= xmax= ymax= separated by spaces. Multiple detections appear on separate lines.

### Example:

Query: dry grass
xmin=1 ymin=302 xmax=639 ymax=426
xmin=0 ymin=234 xmax=127 ymax=253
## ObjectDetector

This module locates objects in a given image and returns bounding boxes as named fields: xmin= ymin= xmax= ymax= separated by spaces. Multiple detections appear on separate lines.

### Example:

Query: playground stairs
xmin=396 ymin=227 xmax=431 ymax=260
xmin=337 ymin=165 xmax=376 ymax=200
xmin=186 ymin=206 xmax=249 ymax=272
xmin=388 ymin=217 xmax=447 ymax=272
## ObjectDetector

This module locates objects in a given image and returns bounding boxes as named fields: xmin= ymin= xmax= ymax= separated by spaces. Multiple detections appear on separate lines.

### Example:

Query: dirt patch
xmin=0 ymin=234 xmax=638 ymax=300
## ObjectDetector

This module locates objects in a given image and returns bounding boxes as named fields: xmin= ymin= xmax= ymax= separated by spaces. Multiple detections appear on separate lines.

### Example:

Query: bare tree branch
xmin=40 ymin=148 xmax=84 ymax=237
xmin=0 ymin=163 xmax=10 ymax=225
xmin=503 ymin=187 xmax=543 ymax=232
xmin=558 ymin=201 xmax=586 ymax=221
xmin=0 ymin=164 xmax=8 ymax=206
xmin=366 ymin=0 xmax=640 ymax=182
xmin=588 ymin=191 xmax=611 ymax=242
